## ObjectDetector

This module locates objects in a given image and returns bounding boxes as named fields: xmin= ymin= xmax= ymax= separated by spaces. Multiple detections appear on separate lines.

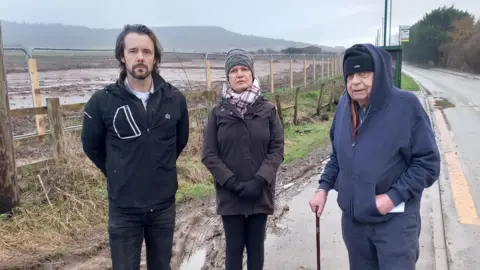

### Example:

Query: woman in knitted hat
xmin=201 ymin=48 xmax=285 ymax=270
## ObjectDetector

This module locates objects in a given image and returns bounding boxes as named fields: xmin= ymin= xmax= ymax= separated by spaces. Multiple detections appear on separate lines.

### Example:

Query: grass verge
xmin=401 ymin=73 xmax=420 ymax=91
xmin=283 ymin=122 xmax=331 ymax=163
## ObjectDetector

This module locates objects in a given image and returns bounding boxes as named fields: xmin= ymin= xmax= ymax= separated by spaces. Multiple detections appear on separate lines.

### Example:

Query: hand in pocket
xmin=375 ymin=194 xmax=395 ymax=215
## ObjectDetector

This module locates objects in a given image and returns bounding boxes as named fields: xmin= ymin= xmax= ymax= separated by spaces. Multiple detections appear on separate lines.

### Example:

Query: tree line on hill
xmin=403 ymin=5 xmax=480 ymax=74
xmin=252 ymin=46 xmax=329 ymax=55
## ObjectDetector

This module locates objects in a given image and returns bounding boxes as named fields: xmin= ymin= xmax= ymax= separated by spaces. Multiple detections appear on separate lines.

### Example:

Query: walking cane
xmin=315 ymin=206 xmax=321 ymax=270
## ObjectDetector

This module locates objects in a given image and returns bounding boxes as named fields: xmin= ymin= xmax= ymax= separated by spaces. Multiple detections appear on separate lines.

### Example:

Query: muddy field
xmin=6 ymin=59 xmax=327 ymax=110
xmin=5 ymin=54 xmax=333 ymax=164
xmin=7 ymin=142 xmax=331 ymax=270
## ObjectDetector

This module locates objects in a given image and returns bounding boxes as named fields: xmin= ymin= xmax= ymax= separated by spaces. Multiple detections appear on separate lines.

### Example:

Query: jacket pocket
xmin=358 ymin=183 xmax=383 ymax=218
xmin=370 ymin=194 xmax=382 ymax=216
xmin=113 ymin=105 xmax=142 ymax=140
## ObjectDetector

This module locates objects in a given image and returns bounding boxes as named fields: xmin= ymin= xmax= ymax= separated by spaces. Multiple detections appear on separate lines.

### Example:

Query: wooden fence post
xmin=293 ymin=87 xmax=300 ymax=125
xmin=270 ymin=58 xmax=274 ymax=93
xmin=205 ymin=59 xmax=212 ymax=92
xmin=28 ymin=58 xmax=46 ymax=135
xmin=303 ymin=57 xmax=307 ymax=87
xmin=46 ymin=98 xmax=64 ymax=160
xmin=274 ymin=94 xmax=284 ymax=127
xmin=0 ymin=23 xmax=20 ymax=214
xmin=327 ymin=80 xmax=337 ymax=111
xmin=332 ymin=56 xmax=335 ymax=76
xmin=290 ymin=57 xmax=293 ymax=89
xmin=204 ymin=90 xmax=214 ymax=115
xmin=316 ymin=83 xmax=325 ymax=116
xmin=313 ymin=56 xmax=316 ymax=81
xmin=321 ymin=55 xmax=324 ymax=79
xmin=327 ymin=56 xmax=331 ymax=78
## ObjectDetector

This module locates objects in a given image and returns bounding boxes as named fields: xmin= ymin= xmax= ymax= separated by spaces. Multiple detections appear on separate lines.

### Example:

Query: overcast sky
xmin=1 ymin=0 xmax=479 ymax=47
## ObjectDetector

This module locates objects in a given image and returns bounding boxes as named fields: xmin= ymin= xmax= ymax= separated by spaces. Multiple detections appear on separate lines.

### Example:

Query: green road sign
xmin=381 ymin=45 xmax=403 ymax=88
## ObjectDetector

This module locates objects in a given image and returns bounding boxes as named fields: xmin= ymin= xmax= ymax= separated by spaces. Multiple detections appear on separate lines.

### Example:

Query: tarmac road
xmin=262 ymin=66 xmax=480 ymax=269
xmin=403 ymin=65 xmax=480 ymax=270
xmin=263 ymin=90 xmax=446 ymax=269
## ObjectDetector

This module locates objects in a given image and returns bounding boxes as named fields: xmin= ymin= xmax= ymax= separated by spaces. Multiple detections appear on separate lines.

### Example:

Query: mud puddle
xmin=433 ymin=97 xmax=455 ymax=110
xmin=179 ymin=247 xmax=207 ymax=270
xmin=431 ymin=97 xmax=455 ymax=130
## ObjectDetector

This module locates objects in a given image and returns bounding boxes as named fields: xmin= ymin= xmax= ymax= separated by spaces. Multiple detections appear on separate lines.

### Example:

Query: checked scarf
xmin=222 ymin=77 xmax=262 ymax=115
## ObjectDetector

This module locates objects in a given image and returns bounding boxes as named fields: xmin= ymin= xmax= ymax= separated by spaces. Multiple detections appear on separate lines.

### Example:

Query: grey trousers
xmin=341 ymin=212 xmax=421 ymax=270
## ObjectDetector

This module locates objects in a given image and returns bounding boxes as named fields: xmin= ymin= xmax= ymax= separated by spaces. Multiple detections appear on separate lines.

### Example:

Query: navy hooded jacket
xmin=318 ymin=44 xmax=441 ymax=224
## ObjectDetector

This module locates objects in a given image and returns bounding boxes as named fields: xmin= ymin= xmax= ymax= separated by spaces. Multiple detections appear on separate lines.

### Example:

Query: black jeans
xmin=108 ymin=202 xmax=176 ymax=270
xmin=341 ymin=212 xmax=421 ymax=270
xmin=222 ymin=214 xmax=268 ymax=270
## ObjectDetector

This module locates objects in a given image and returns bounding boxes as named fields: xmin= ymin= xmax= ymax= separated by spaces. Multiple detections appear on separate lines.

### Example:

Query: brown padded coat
xmin=201 ymin=96 xmax=284 ymax=216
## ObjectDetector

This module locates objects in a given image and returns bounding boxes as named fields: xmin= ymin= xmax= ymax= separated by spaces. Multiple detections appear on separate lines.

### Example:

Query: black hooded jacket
xmin=81 ymin=72 xmax=189 ymax=211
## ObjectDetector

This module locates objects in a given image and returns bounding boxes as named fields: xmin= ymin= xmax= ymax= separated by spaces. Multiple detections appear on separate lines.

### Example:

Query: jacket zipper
xmin=223 ymin=102 xmax=256 ymax=213
xmin=350 ymin=105 xmax=371 ymax=220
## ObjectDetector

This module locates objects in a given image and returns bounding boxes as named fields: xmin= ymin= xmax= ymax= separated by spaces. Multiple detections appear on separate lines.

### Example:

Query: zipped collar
xmin=124 ymin=77 xmax=155 ymax=95
xmin=107 ymin=71 xmax=174 ymax=99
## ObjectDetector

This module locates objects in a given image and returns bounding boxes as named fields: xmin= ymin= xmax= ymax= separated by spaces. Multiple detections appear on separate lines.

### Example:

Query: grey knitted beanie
xmin=224 ymin=48 xmax=255 ymax=78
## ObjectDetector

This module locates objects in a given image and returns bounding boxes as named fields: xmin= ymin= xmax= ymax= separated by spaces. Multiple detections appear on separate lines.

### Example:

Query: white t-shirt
xmin=124 ymin=78 xmax=154 ymax=110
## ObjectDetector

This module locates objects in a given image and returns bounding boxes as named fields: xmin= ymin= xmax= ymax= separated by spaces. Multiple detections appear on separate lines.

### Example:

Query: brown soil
xmin=8 ymin=57 xmax=332 ymax=165
xmin=3 ymin=144 xmax=331 ymax=270
xmin=7 ymin=58 xmax=328 ymax=133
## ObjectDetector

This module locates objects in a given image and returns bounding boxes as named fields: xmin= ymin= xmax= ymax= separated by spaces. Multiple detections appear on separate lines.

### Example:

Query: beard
xmin=127 ymin=64 xmax=152 ymax=80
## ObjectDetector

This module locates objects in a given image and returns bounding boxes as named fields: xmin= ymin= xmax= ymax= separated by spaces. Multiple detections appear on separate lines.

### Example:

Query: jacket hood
xmin=343 ymin=44 xmax=394 ymax=111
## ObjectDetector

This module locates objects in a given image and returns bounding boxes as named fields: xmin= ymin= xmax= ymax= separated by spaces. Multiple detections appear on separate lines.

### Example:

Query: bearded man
xmin=81 ymin=24 xmax=189 ymax=270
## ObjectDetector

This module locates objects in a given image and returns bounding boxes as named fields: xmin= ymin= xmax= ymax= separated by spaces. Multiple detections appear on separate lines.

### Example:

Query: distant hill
xmin=0 ymin=20 xmax=344 ymax=53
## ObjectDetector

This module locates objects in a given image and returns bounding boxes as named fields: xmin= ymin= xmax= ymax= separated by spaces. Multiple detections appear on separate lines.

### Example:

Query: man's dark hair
xmin=114 ymin=24 xmax=163 ymax=77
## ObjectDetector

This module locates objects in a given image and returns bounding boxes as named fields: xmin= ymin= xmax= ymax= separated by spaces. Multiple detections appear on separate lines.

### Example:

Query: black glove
xmin=254 ymin=175 xmax=268 ymax=187
xmin=223 ymin=176 xmax=245 ymax=194
xmin=238 ymin=176 xmax=266 ymax=199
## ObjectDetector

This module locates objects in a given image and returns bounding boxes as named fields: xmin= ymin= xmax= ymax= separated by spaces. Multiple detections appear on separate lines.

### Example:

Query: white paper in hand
xmin=388 ymin=202 xmax=405 ymax=213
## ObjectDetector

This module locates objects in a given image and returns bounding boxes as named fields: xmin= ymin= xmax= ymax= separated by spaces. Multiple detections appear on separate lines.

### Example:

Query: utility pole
xmin=0 ymin=22 xmax=19 ymax=214
xmin=377 ymin=29 xmax=380 ymax=46
xmin=384 ymin=0 xmax=388 ymax=46
xmin=381 ymin=17 xmax=384 ymax=46
xmin=389 ymin=0 xmax=393 ymax=45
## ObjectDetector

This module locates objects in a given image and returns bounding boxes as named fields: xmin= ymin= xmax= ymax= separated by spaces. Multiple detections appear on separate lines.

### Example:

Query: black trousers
xmin=108 ymin=202 xmax=176 ymax=270
xmin=341 ymin=212 xmax=421 ymax=270
xmin=222 ymin=214 xmax=268 ymax=270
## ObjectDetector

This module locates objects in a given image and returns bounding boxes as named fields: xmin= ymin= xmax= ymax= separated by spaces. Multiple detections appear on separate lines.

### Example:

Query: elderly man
xmin=309 ymin=44 xmax=440 ymax=270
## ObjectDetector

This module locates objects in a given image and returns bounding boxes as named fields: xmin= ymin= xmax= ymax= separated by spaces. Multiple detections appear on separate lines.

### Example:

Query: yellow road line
xmin=432 ymin=101 xmax=480 ymax=225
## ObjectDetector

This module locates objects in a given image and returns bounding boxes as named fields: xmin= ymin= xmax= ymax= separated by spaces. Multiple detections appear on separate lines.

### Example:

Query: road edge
xmin=431 ymin=68 xmax=480 ymax=80
xmin=416 ymin=80 xmax=450 ymax=270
